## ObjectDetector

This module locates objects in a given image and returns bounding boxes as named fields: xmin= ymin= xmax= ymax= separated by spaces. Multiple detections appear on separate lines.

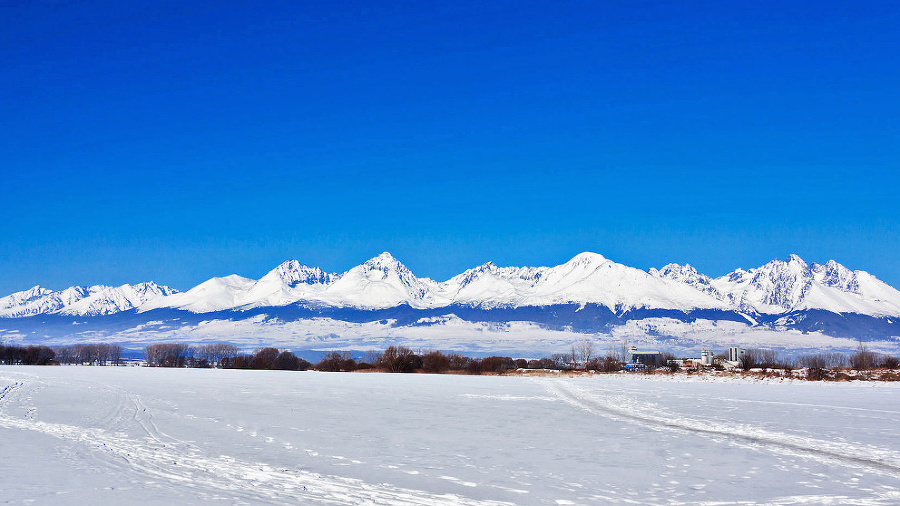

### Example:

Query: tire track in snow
xmin=546 ymin=379 xmax=900 ymax=477
xmin=0 ymin=376 xmax=510 ymax=506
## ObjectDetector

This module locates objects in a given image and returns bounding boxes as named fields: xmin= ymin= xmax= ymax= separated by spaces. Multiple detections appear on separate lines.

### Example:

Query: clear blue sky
xmin=1 ymin=0 xmax=898 ymax=293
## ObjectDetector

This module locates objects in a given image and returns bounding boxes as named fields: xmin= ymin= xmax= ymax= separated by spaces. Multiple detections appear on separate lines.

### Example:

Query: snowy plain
xmin=2 ymin=367 xmax=900 ymax=505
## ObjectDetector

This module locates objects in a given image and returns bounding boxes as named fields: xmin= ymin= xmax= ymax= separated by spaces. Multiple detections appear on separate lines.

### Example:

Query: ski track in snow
xmin=0 ymin=373 xmax=509 ymax=505
xmin=544 ymin=380 xmax=900 ymax=478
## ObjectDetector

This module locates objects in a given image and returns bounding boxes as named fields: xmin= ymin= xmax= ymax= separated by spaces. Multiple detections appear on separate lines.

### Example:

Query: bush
xmin=275 ymin=351 xmax=311 ymax=371
xmin=316 ymin=351 xmax=355 ymax=372
xmin=850 ymin=343 xmax=877 ymax=372
xmin=447 ymin=353 xmax=471 ymax=371
xmin=376 ymin=346 xmax=422 ymax=373
xmin=217 ymin=348 xmax=309 ymax=371
xmin=551 ymin=353 xmax=573 ymax=370
xmin=798 ymin=354 xmax=830 ymax=380
xmin=422 ymin=351 xmax=451 ymax=374
xmin=480 ymin=356 xmax=515 ymax=374
xmin=880 ymin=355 xmax=900 ymax=370
xmin=251 ymin=348 xmax=280 ymax=370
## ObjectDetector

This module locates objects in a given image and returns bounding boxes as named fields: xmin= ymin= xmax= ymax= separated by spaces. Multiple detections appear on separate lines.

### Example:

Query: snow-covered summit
xmin=320 ymin=252 xmax=443 ymax=309
xmin=527 ymin=253 xmax=727 ymax=311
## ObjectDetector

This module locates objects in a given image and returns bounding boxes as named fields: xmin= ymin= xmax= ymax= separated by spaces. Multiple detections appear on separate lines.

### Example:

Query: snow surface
xmin=2 ymin=367 xmax=900 ymax=504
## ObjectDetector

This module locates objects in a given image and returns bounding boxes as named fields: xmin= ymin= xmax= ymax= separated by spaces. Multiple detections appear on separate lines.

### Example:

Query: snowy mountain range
xmin=2 ymin=253 xmax=899 ymax=354
xmin=5 ymin=252 xmax=897 ymax=317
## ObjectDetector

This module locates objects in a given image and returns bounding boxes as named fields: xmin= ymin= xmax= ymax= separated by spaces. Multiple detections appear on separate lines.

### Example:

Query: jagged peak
xmin=652 ymin=263 xmax=700 ymax=276
xmin=268 ymin=259 xmax=332 ymax=286
xmin=130 ymin=281 xmax=178 ymax=296
xmin=25 ymin=285 xmax=51 ymax=295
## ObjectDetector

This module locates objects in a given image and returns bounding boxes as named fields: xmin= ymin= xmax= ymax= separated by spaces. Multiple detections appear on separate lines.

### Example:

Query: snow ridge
xmin=0 ymin=282 xmax=178 ymax=318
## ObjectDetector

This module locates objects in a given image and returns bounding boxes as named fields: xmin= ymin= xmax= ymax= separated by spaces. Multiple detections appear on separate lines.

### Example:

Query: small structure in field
xmin=625 ymin=346 xmax=662 ymax=368
xmin=725 ymin=346 xmax=745 ymax=368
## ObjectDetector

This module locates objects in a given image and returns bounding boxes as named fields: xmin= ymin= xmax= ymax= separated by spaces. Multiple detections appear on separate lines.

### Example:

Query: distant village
xmin=624 ymin=345 xmax=745 ymax=370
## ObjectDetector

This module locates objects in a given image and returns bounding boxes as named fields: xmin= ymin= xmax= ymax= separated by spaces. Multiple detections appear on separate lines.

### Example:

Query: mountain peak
xmin=361 ymin=252 xmax=408 ymax=272
xmin=565 ymin=252 xmax=609 ymax=266
xmin=268 ymin=260 xmax=332 ymax=287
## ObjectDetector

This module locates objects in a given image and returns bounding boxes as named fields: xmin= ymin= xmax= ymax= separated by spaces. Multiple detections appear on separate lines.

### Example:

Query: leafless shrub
xmin=447 ymin=353 xmax=471 ymax=371
xmin=480 ymin=356 xmax=516 ymax=374
xmin=850 ymin=342 xmax=877 ymax=379
xmin=551 ymin=353 xmax=574 ymax=370
xmin=422 ymin=351 xmax=451 ymax=374
xmin=798 ymin=354 xmax=833 ymax=380
xmin=376 ymin=346 xmax=422 ymax=373
xmin=316 ymin=351 xmax=356 ymax=372
xmin=880 ymin=355 xmax=900 ymax=370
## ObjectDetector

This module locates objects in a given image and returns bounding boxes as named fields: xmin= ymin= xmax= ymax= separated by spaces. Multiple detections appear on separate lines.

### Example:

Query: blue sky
xmin=1 ymin=0 xmax=898 ymax=293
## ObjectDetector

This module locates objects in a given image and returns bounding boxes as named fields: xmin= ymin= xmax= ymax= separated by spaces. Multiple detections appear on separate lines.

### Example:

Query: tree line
xmin=144 ymin=343 xmax=312 ymax=370
xmin=3 ymin=340 xmax=899 ymax=381
xmin=734 ymin=344 xmax=900 ymax=380
xmin=0 ymin=344 xmax=56 ymax=365
xmin=312 ymin=346 xmax=624 ymax=374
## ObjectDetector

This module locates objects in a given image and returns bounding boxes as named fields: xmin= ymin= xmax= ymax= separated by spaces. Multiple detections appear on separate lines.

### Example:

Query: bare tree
xmin=145 ymin=343 xmax=194 ymax=367
xmin=850 ymin=341 xmax=877 ymax=379
xmin=576 ymin=340 xmax=594 ymax=370
xmin=197 ymin=343 xmax=240 ymax=368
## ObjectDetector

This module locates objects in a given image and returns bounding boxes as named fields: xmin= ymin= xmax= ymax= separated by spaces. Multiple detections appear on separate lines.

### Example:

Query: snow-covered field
xmin=2 ymin=367 xmax=900 ymax=504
